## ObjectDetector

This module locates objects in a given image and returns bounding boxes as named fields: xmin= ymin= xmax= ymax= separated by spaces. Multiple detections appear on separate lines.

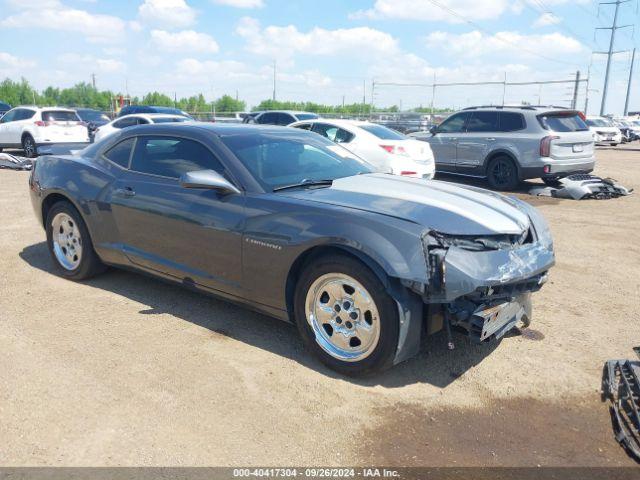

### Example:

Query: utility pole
xmin=596 ymin=0 xmax=632 ymax=115
xmin=571 ymin=71 xmax=581 ymax=109
xmin=585 ymin=60 xmax=592 ymax=114
xmin=272 ymin=60 xmax=277 ymax=101
xmin=624 ymin=48 xmax=636 ymax=116
xmin=91 ymin=73 xmax=96 ymax=89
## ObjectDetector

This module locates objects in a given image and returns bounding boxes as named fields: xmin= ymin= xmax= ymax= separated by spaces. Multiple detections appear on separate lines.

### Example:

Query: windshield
xmin=360 ymin=124 xmax=406 ymax=140
xmin=586 ymin=118 xmax=611 ymax=127
xmin=220 ymin=132 xmax=375 ymax=191
xmin=538 ymin=113 xmax=589 ymax=132
xmin=152 ymin=117 xmax=189 ymax=124
xmin=295 ymin=113 xmax=319 ymax=121
xmin=77 ymin=110 xmax=109 ymax=122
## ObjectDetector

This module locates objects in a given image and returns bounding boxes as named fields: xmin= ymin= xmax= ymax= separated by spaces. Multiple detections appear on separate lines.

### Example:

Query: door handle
xmin=115 ymin=187 xmax=135 ymax=197
xmin=485 ymin=137 xmax=496 ymax=141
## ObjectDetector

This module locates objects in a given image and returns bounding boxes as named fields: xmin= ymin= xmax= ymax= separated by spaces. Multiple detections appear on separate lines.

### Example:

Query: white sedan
xmin=94 ymin=113 xmax=191 ymax=142
xmin=585 ymin=116 xmax=623 ymax=146
xmin=289 ymin=119 xmax=435 ymax=179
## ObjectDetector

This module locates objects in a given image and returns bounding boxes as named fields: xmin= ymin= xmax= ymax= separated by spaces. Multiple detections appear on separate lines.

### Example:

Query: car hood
xmin=281 ymin=173 xmax=531 ymax=235
xmin=590 ymin=126 xmax=620 ymax=133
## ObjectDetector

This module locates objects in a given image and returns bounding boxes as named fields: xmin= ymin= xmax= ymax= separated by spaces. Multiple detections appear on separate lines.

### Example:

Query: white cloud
xmin=0 ymin=52 xmax=34 ymax=68
xmin=532 ymin=12 xmax=561 ymax=27
xmin=236 ymin=17 xmax=398 ymax=60
xmin=176 ymin=58 xmax=250 ymax=77
xmin=1 ymin=0 xmax=125 ymax=43
xmin=138 ymin=0 xmax=197 ymax=28
xmin=151 ymin=30 xmax=219 ymax=53
xmin=350 ymin=0 xmax=512 ymax=23
xmin=211 ymin=0 xmax=264 ymax=7
xmin=59 ymin=53 xmax=126 ymax=73
xmin=425 ymin=30 xmax=583 ymax=58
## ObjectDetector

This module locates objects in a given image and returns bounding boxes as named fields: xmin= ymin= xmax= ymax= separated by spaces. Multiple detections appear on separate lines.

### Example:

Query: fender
xmin=482 ymin=148 xmax=521 ymax=178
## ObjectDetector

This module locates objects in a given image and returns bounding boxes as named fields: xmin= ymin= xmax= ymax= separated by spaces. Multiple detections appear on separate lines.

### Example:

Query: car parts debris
xmin=0 ymin=153 xmax=33 ymax=171
xmin=530 ymin=174 xmax=633 ymax=200
xmin=603 ymin=353 xmax=640 ymax=463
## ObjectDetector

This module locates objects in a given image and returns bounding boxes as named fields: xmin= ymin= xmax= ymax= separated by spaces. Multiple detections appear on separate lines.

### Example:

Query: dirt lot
xmin=1 ymin=146 xmax=639 ymax=467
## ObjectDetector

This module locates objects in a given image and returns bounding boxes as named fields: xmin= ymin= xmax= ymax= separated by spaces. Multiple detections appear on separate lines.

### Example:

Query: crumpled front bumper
xmin=393 ymin=199 xmax=555 ymax=364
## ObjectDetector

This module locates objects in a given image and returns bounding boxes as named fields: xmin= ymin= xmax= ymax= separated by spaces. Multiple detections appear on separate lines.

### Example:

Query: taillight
xmin=400 ymin=171 xmax=417 ymax=176
xmin=34 ymin=120 xmax=48 ymax=127
xmin=577 ymin=111 xmax=586 ymax=121
xmin=540 ymin=135 xmax=559 ymax=157
xmin=379 ymin=145 xmax=409 ymax=156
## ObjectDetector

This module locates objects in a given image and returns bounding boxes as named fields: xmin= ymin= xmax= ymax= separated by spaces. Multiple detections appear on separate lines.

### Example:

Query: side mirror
xmin=179 ymin=169 xmax=241 ymax=195
xmin=430 ymin=126 xmax=438 ymax=135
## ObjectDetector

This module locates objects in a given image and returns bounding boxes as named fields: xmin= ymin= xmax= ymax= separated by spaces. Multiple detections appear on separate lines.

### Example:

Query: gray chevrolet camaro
xmin=28 ymin=123 xmax=555 ymax=376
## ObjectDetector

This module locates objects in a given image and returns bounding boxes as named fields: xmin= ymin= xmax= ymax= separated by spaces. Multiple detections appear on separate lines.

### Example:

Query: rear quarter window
xmin=538 ymin=113 xmax=589 ymax=132
xmin=103 ymin=138 xmax=135 ymax=169
xmin=498 ymin=112 xmax=526 ymax=132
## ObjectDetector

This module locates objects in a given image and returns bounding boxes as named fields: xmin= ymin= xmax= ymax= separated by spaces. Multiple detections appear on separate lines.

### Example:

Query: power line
xmin=423 ymin=0 xmax=585 ymax=67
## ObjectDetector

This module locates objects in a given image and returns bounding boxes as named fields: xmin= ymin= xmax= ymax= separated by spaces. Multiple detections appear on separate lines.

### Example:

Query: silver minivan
xmin=411 ymin=106 xmax=595 ymax=190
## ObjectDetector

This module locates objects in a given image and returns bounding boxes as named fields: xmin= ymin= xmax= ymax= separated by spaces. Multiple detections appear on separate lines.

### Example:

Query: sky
xmin=0 ymin=0 xmax=638 ymax=114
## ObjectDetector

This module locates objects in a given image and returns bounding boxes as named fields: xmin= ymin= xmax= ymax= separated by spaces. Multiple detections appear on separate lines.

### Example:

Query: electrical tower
xmin=594 ymin=0 xmax=632 ymax=115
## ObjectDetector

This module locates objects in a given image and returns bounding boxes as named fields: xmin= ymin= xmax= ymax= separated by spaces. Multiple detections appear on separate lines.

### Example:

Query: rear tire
xmin=294 ymin=254 xmax=399 ymax=377
xmin=22 ymin=134 xmax=37 ymax=158
xmin=487 ymin=155 xmax=519 ymax=191
xmin=46 ymin=201 xmax=106 ymax=280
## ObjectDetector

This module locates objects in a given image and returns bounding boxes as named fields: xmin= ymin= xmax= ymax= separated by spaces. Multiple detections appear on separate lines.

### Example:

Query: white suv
xmin=0 ymin=106 xmax=89 ymax=157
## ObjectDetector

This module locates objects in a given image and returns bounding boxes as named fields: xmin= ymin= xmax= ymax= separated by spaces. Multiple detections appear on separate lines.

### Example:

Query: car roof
xmin=116 ymin=113 xmax=187 ymax=120
xmin=462 ymin=105 xmax=573 ymax=115
xmin=119 ymin=122 xmax=308 ymax=138
xmin=291 ymin=118 xmax=374 ymax=128
xmin=258 ymin=110 xmax=317 ymax=115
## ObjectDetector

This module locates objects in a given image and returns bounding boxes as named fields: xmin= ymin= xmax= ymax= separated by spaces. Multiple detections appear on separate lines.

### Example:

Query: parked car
xmin=29 ymin=123 xmax=555 ymax=376
xmin=75 ymin=108 xmax=111 ymax=141
xmin=290 ymin=118 xmax=435 ymax=179
xmin=93 ymin=114 xmax=191 ymax=142
xmin=0 ymin=101 xmax=11 ymax=119
xmin=585 ymin=116 xmax=622 ymax=146
xmin=411 ymin=106 xmax=595 ymax=189
xmin=0 ymin=106 xmax=89 ymax=157
xmin=117 ymin=105 xmax=193 ymax=119
xmin=626 ymin=118 xmax=640 ymax=139
xmin=611 ymin=118 xmax=639 ymax=142
xmin=242 ymin=111 xmax=263 ymax=124
xmin=252 ymin=110 xmax=319 ymax=126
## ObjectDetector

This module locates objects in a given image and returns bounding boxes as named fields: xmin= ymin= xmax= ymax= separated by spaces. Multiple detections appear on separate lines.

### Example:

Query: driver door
xmin=106 ymin=135 xmax=245 ymax=295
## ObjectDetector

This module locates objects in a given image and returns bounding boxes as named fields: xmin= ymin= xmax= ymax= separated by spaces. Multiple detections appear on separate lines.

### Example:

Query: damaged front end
xmin=419 ymin=200 xmax=554 ymax=350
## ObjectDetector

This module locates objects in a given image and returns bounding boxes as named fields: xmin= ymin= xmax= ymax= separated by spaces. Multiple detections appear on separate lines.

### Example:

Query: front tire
xmin=46 ymin=201 xmax=105 ymax=280
xmin=487 ymin=155 xmax=519 ymax=191
xmin=294 ymin=254 xmax=399 ymax=376
xmin=22 ymin=134 xmax=37 ymax=158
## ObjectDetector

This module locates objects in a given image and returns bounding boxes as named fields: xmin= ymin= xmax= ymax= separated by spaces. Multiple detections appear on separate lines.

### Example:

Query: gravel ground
xmin=0 ymin=146 xmax=639 ymax=467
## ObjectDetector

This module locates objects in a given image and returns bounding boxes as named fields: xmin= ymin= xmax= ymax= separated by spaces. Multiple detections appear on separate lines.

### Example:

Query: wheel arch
xmin=41 ymin=192 xmax=84 ymax=228
xmin=284 ymin=244 xmax=394 ymax=322
xmin=483 ymin=149 xmax=521 ymax=179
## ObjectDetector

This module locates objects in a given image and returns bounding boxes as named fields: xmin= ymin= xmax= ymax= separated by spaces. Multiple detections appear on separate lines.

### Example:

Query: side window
xmin=113 ymin=117 xmax=137 ymax=129
xmin=277 ymin=113 xmax=295 ymax=125
xmin=130 ymin=136 xmax=225 ymax=179
xmin=312 ymin=123 xmax=354 ymax=143
xmin=137 ymin=118 xmax=150 ymax=125
xmin=499 ymin=112 xmax=526 ymax=132
xmin=294 ymin=122 xmax=313 ymax=131
xmin=1 ymin=110 xmax=16 ymax=123
xmin=437 ymin=113 xmax=470 ymax=133
xmin=466 ymin=112 xmax=499 ymax=132
xmin=103 ymin=138 xmax=135 ymax=168
xmin=257 ymin=112 xmax=277 ymax=124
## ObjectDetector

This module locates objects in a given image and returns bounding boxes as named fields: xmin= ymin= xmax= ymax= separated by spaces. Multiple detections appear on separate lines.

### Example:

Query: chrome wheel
xmin=305 ymin=273 xmax=380 ymax=362
xmin=51 ymin=213 xmax=83 ymax=270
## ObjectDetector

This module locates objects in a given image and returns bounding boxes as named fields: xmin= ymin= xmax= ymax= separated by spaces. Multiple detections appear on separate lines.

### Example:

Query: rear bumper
xmin=521 ymin=155 xmax=596 ymax=179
